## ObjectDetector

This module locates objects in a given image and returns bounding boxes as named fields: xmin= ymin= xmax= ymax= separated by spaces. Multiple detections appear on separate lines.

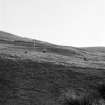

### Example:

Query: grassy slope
xmin=0 ymin=31 xmax=105 ymax=105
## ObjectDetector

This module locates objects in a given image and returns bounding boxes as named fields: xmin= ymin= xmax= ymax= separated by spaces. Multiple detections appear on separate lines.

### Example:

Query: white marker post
xmin=33 ymin=39 xmax=35 ymax=48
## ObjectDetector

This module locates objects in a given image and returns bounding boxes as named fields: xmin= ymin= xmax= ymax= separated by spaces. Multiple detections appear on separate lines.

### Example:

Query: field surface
xmin=0 ymin=31 xmax=105 ymax=105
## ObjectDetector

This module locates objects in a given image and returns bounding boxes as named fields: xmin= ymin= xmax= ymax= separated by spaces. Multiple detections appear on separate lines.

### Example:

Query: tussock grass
xmin=57 ymin=88 xmax=105 ymax=105
xmin=96 ymin=81 xmax=105 ymax=99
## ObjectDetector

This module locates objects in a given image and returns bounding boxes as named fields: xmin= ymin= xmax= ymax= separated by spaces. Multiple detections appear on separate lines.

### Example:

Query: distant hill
xmin=0 ymin=31 xmax=32 ymax=41
xmin=0 ymin=31 xmax=86 ymax=58
xmin=82 ymin=47 xmax=105 ymax=53
xmin=0 ymin=31 xmax=105 ymax=65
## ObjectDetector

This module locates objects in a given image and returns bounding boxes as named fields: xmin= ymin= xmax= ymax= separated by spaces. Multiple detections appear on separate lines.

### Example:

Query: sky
xmin=0 ymin=0 xmax=105 ymax=47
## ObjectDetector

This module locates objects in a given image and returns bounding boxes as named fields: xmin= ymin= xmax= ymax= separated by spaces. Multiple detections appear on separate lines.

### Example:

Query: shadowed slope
xmin=0 ymin=57 xmax=103 ymax=105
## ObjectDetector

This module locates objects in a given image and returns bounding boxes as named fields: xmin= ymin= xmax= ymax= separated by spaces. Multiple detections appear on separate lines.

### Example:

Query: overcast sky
xmin=0 ymin=0 xmax=105 ymax=47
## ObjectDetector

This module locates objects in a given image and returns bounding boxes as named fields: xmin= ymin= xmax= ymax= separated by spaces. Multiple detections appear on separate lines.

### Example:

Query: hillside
xmin=0 ymin=31 xmax=105 ymax=105
xmin=0 ymin=31 xmax=32 ymax=41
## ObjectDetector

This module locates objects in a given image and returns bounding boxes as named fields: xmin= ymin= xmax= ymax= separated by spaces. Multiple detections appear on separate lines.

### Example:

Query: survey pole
xmin=33 ymin=39 xmax=35 ymax=48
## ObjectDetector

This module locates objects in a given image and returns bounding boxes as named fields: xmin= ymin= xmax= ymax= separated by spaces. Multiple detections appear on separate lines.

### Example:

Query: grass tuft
xmin=57 ymin=88 xmax=105 ymax=105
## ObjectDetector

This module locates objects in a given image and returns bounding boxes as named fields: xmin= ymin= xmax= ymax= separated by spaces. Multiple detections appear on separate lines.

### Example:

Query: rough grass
xmin=1 ymin=31 xmax=105 ymax=105
xmin=0 ymin=57 xmax=104 ymax=105
xmin=57 ymin=88 xmax=105 ymax=105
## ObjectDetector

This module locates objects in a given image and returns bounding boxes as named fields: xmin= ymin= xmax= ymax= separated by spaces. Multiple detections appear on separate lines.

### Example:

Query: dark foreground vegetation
xmin=0 ymin=57 xmax=105 ymax=105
